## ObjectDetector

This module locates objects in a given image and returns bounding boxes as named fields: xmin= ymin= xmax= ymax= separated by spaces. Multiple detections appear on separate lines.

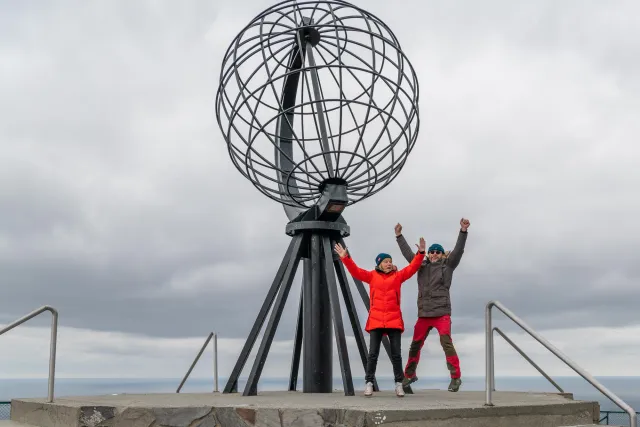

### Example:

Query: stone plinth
xmin=9 ymin=390 xmax=600 ymax=427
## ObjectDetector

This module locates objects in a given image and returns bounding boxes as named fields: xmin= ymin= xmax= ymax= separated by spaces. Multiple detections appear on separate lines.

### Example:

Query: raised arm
xmin=394 ymin=223 xmax=417 ymax=263
xmin=447 ymin=218 xmax=470 ymax=270
xmin=397 ymin=237 xmax=426 ymax=282
xmin=334 ymin=243 xmax=373 ymax=283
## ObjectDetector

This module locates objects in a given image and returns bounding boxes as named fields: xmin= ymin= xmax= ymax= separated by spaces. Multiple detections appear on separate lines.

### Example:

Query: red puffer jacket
xmin=341 ymin=251 xmax=425 ymax=332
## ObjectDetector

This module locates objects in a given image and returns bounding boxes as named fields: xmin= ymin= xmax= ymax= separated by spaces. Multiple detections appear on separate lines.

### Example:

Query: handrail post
xmin=0 ymin=306 xmax=58 ymax=403
xmin=47 ymin=307 xmax=58 ymax=403
xmin=213 ymin=332 xmax=218 ymax=392
xmin=485 ymin=301 xmax=494 ymax=406
xmin=491 ymin=322 xmax=496 ymax=392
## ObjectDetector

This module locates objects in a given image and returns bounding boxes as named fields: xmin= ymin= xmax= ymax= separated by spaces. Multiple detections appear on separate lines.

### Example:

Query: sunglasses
xmin=428 ymin=250 xmax=442 ymax=255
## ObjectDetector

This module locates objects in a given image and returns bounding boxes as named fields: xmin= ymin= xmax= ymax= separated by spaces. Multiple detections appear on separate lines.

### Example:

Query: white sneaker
xmin=364 ymin=382 xmax=374 ymax=397
xmin=395 ymin=382 xmax=405 ymax=397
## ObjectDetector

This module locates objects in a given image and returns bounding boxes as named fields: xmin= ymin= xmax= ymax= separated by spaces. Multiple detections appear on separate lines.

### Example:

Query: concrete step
xmin=0 ymin=421 xmax=37 ymax=427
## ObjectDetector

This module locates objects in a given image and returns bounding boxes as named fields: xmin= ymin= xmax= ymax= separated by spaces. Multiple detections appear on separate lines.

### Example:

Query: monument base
xmin=8 ymin=390 xmax=601 ymax=427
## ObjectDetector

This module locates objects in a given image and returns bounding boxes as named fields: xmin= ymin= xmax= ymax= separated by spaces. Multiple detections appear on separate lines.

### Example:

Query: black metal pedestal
xmin=222 ymin=217 xmax=413 ymax=396
xmin=302 ymin=233 xmax=334 ymax=392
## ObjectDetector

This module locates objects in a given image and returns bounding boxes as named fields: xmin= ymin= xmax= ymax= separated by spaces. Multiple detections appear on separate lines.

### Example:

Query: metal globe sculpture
xmin=216 ymin=0 xmax=420 ymax=397
xmin=216 ymin=0 xmax=419 ymax=219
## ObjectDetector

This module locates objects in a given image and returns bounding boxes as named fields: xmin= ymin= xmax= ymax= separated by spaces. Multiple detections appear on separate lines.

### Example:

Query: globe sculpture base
xmin=215 ymin=0 xmax=421 ymax=398
xmin=222 ymin=215 xmax=414 ymax=396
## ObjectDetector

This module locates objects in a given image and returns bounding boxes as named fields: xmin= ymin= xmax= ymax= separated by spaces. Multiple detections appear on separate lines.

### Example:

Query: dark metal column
xmin=303 ymin=233 xmax=333 ymax=392
xmin=302 ymin=254 xmax=313 ymax=389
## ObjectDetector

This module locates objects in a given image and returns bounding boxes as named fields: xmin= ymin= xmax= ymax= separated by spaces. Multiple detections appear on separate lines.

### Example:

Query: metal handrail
xmin=485 ymin=300 xmax=637 ymax=427
xmin=176 ymin=332 xmax=218 ymax=393
xmin=0 ymin=306 xmax=58 ymax=403
xmin=601 ymin=410 xmax=640 ymax=426
xmin=492 ymin=327 xmax=564 ymax=393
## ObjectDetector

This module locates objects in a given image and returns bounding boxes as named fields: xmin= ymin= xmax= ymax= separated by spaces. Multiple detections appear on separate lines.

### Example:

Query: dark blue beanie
xmin=428 ymin=243 xmax=444 ymax=253
xmin=375 ymin=253 xmax=392 ymax=266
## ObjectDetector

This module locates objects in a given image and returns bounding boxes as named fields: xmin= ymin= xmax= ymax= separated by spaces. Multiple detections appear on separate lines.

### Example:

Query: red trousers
xmin=404 ymin=315 xmax=461 ymax=379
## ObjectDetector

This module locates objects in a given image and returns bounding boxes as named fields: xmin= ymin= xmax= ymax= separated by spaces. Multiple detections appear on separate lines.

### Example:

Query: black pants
xmin=365 ymin=328 xmax=404 ymax=383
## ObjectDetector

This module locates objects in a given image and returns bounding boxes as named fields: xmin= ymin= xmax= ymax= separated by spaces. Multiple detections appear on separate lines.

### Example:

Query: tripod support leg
xmin=322 ymin=236 xmax=354 ymax=396
xmin=337 ymin=237 xmax=414 ymax=394
xmin=288 ymin=281 xmax=304 ymax=391
xmin=333 ymin=248 xmax=379 ymax=392
xmin=243 ymin=234 xmax=305 ymax=396
xmin=223 ymin=237 xmax=300 ymax=393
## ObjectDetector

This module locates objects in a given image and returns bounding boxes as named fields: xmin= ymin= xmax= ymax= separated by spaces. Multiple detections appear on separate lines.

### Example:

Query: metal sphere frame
xmin=215 ymin=0 xmax=420 ymax=219
xmin=215 ymin=0 xmax=420 ymax=397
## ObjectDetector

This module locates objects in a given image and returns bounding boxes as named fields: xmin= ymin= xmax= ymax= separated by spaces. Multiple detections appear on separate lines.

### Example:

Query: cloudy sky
xmin=1 ymin=0 xmax=639 ymax=388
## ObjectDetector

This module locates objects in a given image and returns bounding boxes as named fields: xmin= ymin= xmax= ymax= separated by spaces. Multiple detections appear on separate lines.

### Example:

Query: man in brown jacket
xmin=394 ymin=218 xmax=470 ymax=392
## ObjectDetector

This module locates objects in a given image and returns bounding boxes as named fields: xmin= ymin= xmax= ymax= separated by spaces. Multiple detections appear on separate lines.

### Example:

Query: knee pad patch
xmin=440 ymin=334 xmax=457 ymax=357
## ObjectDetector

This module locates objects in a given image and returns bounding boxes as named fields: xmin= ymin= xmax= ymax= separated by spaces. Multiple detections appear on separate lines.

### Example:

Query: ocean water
xmin=0 ymin=376 xmax=637 ymax=424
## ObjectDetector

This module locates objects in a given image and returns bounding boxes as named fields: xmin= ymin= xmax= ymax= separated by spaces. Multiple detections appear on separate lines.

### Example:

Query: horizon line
xmin=0 ymin=375 xmax=637 ymax=380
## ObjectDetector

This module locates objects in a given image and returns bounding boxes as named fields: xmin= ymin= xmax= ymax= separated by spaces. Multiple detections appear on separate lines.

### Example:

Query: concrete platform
xmin=9 ymin=390 xmax=600 ymax=427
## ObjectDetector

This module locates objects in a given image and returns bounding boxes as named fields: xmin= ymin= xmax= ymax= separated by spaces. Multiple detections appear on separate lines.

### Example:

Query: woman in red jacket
xmin=334 ymin=238 xmax=426 ymax=397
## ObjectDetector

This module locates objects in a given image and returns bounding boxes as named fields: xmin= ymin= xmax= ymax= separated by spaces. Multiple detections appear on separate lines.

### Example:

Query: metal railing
xmin=176 ymin=332 xmax=218 ymax=393
xmin=492 ymin=326 xmax=564 ymax=393
xmin=485 ymin=300 xmax=637 ymax=427
xmin=0 ymin=402 xmax=10 ymax=420
xmin=601 ymin=410 xmax=640 ymax=426
xmin=0 ymin=306 xmax=58 ymax=403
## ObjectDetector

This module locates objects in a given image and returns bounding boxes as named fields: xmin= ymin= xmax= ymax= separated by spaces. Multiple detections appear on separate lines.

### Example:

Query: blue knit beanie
xmin=428 ymin=243 xmax=444 ymax=253
xmin=375 ymin=253 xmax=392 ymax=266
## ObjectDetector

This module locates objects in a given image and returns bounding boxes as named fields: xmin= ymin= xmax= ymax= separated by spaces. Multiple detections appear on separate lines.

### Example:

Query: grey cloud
xmin=0 ymin=0 xmax=639 ymax=352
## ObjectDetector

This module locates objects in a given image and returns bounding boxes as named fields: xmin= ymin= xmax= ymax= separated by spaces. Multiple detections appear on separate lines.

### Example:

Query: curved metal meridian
xmin=215 ymin=0 xmax=420 ymax=213
xmin=276 ymin=16 xmax=337 ymax=220
xmin=274 ymin=19 xmax=308 ymax=220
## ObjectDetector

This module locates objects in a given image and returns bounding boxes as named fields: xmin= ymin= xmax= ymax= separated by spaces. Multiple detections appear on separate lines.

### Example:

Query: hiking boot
xmin=448 ymin=378 xmax=462 ymax=392
xmin=402 ymin=376 xmax=418 ymax=387
xmin=364 ymin=382 xmax=374 ymax=397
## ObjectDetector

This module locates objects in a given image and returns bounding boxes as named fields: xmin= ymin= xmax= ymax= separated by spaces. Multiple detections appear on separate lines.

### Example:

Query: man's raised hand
xmin=395 ymin=223 xmax=402 ymax=237
xmin=460 ymin=218 xmax=470 ymax=232
xmin=334 ymin=242 xmax=348 ymax=258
